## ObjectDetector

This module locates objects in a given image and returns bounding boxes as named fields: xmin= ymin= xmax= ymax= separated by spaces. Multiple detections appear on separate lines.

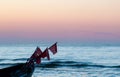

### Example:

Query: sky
xmin=0 ymin=0 xmax=120 ymax=45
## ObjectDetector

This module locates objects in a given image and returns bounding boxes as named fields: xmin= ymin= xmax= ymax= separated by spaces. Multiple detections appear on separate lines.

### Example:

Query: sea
xmin=0 ymin=43 xmax=120 ymax=77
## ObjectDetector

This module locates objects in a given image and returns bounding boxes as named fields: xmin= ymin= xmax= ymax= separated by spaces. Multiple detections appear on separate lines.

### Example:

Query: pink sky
xmin=0 ymin=0 xmax=120 ymax=44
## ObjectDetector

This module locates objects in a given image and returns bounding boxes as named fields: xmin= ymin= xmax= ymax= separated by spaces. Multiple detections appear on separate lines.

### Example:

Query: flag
xmin=31 ymin=47 xmax=42 ymax=58
xmin=30 ymin=47 xmax=42 ymax=64
xmin=41 ymin=48 xmax=50 ymax=60
xmin=49 ymin=42 xmax=57 ymax=55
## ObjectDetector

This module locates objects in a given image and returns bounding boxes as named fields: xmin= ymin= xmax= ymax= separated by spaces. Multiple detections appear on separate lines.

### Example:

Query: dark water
xmin=0 ymin=45 xmax=120 ymax=77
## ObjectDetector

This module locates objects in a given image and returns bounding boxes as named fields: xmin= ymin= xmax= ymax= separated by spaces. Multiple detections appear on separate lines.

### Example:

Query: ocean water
xmin=0 ymin=44 xmax=120 ymax=77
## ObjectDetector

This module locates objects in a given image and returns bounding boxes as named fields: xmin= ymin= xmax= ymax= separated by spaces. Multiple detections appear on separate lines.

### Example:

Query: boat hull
xmin=0 ymin=63 xmax=34 ymax=77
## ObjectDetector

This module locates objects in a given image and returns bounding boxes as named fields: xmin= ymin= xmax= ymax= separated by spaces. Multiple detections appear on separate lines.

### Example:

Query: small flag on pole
xmin=30 ymin=47 xmax=42 ymax=64
xmin=41 ymin=48 xmax=50 ymax=60
xmin=49 ymin=42 xmax=57 ymax=55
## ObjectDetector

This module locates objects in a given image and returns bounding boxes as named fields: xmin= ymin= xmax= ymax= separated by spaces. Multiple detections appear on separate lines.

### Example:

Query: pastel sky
xmin=0 ymin=0 xmax=120 ymax=44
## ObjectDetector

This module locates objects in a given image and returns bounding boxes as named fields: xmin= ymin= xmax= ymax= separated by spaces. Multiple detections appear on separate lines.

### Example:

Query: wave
xmin=0 ymin=61 xmax=120 ymax=69
xmin=12 ymin=58 xmax=27 ymax=61
xmin=36 ymin=61 xmax=120 ymax=68
xmin=0 ymin=63 xmax=24 ymax=66
xmin=0 ymin=58 xmax=27 ymax=61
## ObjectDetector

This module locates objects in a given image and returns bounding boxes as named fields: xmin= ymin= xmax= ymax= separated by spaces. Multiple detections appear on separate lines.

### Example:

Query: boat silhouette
xmin=0 ymin=43 xmax=57 ymax=77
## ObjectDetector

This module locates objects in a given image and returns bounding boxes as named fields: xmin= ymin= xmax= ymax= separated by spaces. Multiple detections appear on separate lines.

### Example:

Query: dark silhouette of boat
xmin=0 ymin=43 xmax=57 ymax=77
xmin=0 ymin=63 xmax=34 ymax=77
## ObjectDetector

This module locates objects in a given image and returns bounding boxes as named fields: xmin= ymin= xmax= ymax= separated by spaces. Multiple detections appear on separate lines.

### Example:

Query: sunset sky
xmin=0 ymin=0 xmax=120 ymax=44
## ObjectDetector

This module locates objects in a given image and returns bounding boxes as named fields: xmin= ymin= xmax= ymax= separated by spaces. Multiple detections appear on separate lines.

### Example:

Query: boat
xmin=0 ymin=43 xmax=57 ymax=77
xmin=0 ymin=63 xmax=34 ymax=77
